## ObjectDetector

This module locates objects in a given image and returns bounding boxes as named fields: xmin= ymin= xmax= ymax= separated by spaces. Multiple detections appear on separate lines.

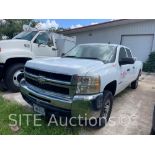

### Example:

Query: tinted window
xmin=34 ymin=32 xmax=52 ymax=45
xmin=14 ymin=31 xmax=38 ymax=41
xmin=126 ymin=48 xmax=132 ymax=58
xmin=119 ymin=47 xmax=127 ymax=61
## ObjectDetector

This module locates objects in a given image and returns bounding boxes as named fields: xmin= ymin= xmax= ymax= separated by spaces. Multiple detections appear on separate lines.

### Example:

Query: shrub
xmin=143 ymin=52 xmax=155 ymax=72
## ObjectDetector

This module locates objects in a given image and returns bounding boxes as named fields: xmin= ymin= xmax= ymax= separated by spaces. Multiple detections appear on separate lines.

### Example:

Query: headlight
xmin=76 ymin=76 xmax=100 ymax=94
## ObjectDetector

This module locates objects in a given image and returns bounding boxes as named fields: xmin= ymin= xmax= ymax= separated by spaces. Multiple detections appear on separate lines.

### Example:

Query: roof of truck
xmin=78 ymin=43 xmax=119 ymax=47
xmin=77 ymin=43 xmax=130 ymax=49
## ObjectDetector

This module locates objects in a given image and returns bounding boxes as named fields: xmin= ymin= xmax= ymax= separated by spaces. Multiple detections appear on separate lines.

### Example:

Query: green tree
xmin=0 ymin=19 xmax=38 ymax=39
xmin=143 ymin=52 xmax=155 ymax=72
xmin=50 ymin=27 xmax=70 ymax=33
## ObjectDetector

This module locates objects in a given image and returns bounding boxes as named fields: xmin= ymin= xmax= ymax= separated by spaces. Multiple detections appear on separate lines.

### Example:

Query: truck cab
xmin=0 ymin=30 xmax=76 ymax=92
xmin=13 ymin=31 xmax=58 ymax=57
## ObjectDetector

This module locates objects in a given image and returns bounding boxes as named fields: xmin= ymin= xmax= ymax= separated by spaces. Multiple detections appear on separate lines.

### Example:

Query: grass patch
xmin=0 ymin=96 xmax=80 ymax=135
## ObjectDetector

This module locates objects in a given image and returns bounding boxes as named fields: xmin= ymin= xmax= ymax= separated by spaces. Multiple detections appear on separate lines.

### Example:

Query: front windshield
xmin=13 ymin=31 xmax=38 ymax=41
xmin=63 ymin=44 xmax=117 ymax=63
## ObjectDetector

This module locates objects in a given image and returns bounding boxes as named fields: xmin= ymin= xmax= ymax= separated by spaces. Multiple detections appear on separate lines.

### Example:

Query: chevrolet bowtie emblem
xmin=38 ymin=76 xmax=46 ymax=84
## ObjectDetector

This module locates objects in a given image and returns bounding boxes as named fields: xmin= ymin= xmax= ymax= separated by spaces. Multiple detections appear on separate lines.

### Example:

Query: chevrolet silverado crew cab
xmin=20 ymin=43 xmax=142 ymax=127
xmin=0 ymin=30 xmax=76 ymax=92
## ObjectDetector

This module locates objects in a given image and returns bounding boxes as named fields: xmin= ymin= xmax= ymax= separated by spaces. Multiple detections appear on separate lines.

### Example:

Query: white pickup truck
xmin=20 ymin=43 xmax=142 ymax=127
xmin=0 ymin=30 xmax=76 ymax=92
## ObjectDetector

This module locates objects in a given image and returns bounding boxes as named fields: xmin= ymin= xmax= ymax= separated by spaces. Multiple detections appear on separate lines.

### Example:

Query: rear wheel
xmin=4 ymin=63 xmax=24 ymax=92
xmin=131 ymin=73 xmax=140 ymax=89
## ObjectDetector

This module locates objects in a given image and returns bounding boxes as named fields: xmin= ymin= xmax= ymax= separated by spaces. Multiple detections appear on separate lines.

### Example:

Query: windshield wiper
xmin=63 ymin=56 xmax=104 ymax=63
xmin=14 ymin=38 xmax=22 ymax=39
xmin=79 ymin=57 xmax=104 ymax=62
xmin=63 ymin=56 xmax=77 ymax=58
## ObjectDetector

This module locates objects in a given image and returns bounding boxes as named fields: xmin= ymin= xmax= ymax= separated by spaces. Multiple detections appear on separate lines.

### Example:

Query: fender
xmin=0 ymin=49 xmax=34 ymax=64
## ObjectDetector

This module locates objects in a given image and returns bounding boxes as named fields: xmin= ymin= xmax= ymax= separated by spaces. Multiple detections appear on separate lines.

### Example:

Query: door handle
xmin=127 ymin=68 xmax=130 ymax=71
xmin=133 ymin=66 xmax=135 ymax=69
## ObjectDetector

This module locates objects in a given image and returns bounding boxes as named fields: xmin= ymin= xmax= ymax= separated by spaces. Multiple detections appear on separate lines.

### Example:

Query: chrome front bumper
xmin=20 ymin=79 xmax=103 ymax=119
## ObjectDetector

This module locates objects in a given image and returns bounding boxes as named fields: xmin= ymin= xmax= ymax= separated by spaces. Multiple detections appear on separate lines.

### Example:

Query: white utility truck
xmin=0 ymin=30 xmax=76 ymax=92
xmin=20 ymin=43 xmax=142 ymax=127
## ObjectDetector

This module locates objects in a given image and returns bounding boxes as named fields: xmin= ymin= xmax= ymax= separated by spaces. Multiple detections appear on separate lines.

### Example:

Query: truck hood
xmin=0 ymin=39 xmax=31 ymax=50
xmin=26 ymin=57 xmax=104 ymax=76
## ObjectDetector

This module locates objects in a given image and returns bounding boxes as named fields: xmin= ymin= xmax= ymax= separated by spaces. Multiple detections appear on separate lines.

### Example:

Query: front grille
xmin=25 ymin=67 xmax=72 ymax=82
xmin=26 ymin=77 xmax=70 ymax=95
xmin=22 ymin=94 xmax=71 ymax=117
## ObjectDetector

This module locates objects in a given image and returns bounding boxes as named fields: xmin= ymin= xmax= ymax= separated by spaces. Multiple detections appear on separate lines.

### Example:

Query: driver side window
xmin=34 ymin=32 xmax=52 ymax=45
xmin=119 ymin=47 xmax=127 ymax=61
xmin=126 ymin=48 xmax=132 ymax=58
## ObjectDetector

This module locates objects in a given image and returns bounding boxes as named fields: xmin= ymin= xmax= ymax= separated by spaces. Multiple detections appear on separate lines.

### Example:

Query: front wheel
xmin=91 ymin=91 xmax=113 ymax=128
xmin=4 ymin=63 xmax=24 ymax=92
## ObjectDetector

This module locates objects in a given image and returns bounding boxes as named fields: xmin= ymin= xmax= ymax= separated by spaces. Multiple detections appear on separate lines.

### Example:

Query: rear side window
xmin=126 ymin=48 xmax=132 ymax=58
xmin=119 ymin=47 xmax=127 ymax=61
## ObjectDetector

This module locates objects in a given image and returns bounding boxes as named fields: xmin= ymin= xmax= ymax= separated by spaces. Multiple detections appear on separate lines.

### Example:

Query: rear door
xmin=125 ymin=48 xmax=136 ymax=82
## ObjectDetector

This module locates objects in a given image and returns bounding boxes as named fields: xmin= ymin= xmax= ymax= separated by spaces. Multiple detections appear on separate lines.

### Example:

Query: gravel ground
xmin=81 ymin=73 xmax=155 ymax=135
xmin=0 ymin=73 xmax=155 ymax=135
xmin=0 ymin=82 xmax=29 ymax=107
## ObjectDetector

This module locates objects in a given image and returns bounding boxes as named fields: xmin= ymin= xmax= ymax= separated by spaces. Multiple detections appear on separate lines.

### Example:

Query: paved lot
xmin=0 ymin=73 xmax=155 ymax=135
xmin=0 ymin=83 xmax=29 ymax=107
xmin=81 ymin=73 xmax=155 ymax=135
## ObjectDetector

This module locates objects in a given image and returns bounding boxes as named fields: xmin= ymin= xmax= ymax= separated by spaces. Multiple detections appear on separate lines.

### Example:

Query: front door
xmin=31 ymin=32 xmax=57 ymax=58
xmin=117 ymin=47 xmax=130 ymax=92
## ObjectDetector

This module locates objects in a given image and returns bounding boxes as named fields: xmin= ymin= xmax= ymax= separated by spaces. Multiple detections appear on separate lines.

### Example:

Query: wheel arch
xmin=2 ymin=57 xmax=32 ymax=78
xmin=139 ymin=69 xmax=142 ymax=76
xmin=103 ymin=80 xmax=117 ymax=96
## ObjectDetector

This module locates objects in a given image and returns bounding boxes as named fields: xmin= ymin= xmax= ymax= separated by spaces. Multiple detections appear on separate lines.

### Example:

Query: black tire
xmin=92 ymin=91 xmax=113 ymax=128
xmin=150 ymin=106 xmax=155 ymax=135
xmin=131 ymin=75 xmax=139 ymax=89
xmin=4 ymin=63 xmax=24 ymax=92
xmin=0 ymin=81 xmax=8 ymax=91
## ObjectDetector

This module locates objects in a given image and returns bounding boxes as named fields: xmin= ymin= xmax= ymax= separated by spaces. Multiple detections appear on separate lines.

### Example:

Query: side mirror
xmin=34 ymin=39 xmax=43 ymax=47
xmin=38 ymin=43 xmax=43 ymax=47
xmin=52 ymin=47 xmax=57 ymax=50
xmin=61 ymin=53 xmax=65 ymax=57
xmin=47 ymin=40 xmax=54 ymax=47
xmin=133 ymin=57 xmax=137 ymax=61
xmin=119 ymin=57 xmax=135 ymax=65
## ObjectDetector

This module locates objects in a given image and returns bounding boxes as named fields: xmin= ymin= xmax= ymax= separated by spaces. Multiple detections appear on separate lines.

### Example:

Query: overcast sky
xmin=36 ymin=19 xmax=111 ymax=29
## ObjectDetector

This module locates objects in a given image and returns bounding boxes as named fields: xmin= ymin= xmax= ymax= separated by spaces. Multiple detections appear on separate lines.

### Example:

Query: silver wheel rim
xmin=13 ymin=69 xmax=24 ymax=87
xmin=103 ymin=99 xmax=111 ymax=118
